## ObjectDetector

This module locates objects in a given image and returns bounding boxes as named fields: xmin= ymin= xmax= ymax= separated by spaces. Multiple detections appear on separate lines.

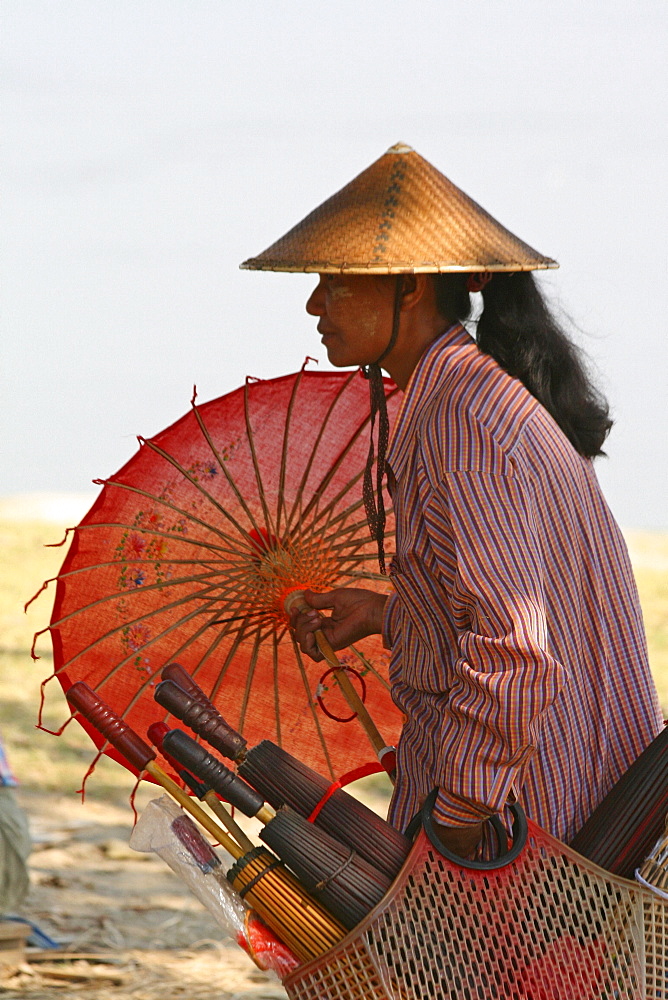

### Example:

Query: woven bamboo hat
xmin=241 ymin=142 xmax=557 ymax=275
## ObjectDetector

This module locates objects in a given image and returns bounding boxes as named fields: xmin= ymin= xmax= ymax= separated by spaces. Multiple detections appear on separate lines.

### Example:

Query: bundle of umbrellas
xmin=65 ymin=662 xmax=412 ymax=968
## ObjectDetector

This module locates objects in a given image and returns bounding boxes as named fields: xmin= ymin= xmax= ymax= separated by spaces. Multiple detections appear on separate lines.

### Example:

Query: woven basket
xmin=283 ymin=808 xmax=667 ymax=1000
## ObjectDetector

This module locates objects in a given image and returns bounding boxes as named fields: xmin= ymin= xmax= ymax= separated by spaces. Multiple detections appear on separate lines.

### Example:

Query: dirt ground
xmin=2 ymin=787 xmax=289 ymax=1000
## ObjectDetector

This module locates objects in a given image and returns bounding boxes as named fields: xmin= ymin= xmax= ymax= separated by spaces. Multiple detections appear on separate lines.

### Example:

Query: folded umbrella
xmin=240 ymin=739 xmax=411 ymax=881
xmin=65 ymin=681 xmax=346 ymax=963
xmin=569 ymin=724 xmax=668 ymax=878
xmin=148 ymin=721 xmax=255 ymax=854
xmin=260 ymin=806 xmax=392 ymax=930
xmin=162 ymin=726 xmax=394 ymax=929
xmin=155 ymin=667 xmax=411 ymax=881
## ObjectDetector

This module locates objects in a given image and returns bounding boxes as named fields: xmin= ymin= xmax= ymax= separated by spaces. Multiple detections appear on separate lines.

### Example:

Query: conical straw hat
xmin=241 ymin=142 xmax=557 ymax=274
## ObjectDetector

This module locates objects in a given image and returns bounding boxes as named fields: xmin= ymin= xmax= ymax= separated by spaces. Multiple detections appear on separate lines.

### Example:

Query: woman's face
xmin=305 ymin=274 xmax=396 ymax=368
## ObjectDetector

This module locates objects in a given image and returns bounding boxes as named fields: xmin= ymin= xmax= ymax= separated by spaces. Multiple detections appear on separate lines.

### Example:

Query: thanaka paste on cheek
xmin=328 ymin=283 xmax=354 ymax=300
xmin=360 ymin=309 xmax=381 ymax=339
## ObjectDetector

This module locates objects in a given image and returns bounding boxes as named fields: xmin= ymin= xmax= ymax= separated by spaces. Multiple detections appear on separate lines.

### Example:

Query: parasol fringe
xmin=128 ymin=775 xmax=142 ymax=825
xmin=38 ymin=672 xmax=63 ymax=733
xmin=25 ymin=580 xmax=57 ymax=612
xmin=44 ymin=526 xmax=75 ymax=548
xmin=75 ymin=745 xmax=106 ymax=802
xmin=30 ymin=626 xmax=51 ymax=660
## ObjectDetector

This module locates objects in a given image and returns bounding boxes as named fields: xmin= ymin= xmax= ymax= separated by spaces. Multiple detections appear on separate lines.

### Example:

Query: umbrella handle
xmin=65 ymin=682 xmax=244 ymax=860
xmin=162 ymin=729 xmax=273 ymax=823
xmin=154 ymin=680 xmax=247 ymax=761
xmin=149 ymin=723 xmax=258 ymax=854
xmin=66 ymin=681 xmax=156 ymax=772
xmin=284 ymin=592 xmax=394 ymax=771
xmin=147 ymin=721 xmax=209 ymax=798
xmin=162 ymin=662 xmax=213 ymax=706
xmin=161 ymin=664 xmax=248 ymax=761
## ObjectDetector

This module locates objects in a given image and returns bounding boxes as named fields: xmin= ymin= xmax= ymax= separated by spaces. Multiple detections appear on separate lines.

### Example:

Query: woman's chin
xmin=322 ymin=341 xmax=368 ymax=369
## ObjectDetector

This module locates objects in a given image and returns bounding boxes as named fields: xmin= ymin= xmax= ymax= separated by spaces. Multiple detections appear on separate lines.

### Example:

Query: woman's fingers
xmin=288 ymin=588 xmax=388 ymax=661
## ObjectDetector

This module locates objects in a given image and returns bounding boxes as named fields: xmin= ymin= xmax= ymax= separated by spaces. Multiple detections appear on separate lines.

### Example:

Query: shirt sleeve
xmin=423 ymin=469 xmax=570 ymax=827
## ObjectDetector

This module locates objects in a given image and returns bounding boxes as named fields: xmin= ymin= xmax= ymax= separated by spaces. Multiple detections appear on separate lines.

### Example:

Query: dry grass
xmin=625 ymin=530 xmax=668 ymax=706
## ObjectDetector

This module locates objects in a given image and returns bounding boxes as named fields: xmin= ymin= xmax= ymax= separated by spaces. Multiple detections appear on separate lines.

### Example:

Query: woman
xmin=242 ymin=144 xmax=662 ymax=855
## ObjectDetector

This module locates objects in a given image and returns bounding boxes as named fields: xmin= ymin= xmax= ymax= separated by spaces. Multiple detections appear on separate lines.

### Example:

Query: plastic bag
xmin=129 ymin=796 xmax=299 ymax=979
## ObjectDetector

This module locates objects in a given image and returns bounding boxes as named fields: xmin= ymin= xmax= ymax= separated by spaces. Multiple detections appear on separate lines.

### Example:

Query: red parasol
xmin=33 ymin=365 xmax=403 ymax=783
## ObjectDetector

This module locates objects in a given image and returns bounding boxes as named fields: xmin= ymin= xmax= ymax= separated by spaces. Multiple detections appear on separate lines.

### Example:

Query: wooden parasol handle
xmin=65 ymin=681 xmax=245 ymax=859
xmin=284 ymin=591 xmax=394 ymax=769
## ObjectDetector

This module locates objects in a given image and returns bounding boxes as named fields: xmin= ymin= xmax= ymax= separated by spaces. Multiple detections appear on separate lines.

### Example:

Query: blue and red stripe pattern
xmin=0 ymin=730 xmax=18 ymax=787
xmin=383 ymin=323 xmax=662 ymax=842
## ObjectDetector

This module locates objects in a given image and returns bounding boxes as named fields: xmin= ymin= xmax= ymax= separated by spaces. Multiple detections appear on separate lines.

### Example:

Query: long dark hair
xmin=433 ymin=272 xmax=612 ymax=458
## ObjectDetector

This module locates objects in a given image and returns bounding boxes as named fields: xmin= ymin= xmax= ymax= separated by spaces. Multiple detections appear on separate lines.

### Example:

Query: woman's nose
xmin=305 ymin=276 xmax=326 ymax=316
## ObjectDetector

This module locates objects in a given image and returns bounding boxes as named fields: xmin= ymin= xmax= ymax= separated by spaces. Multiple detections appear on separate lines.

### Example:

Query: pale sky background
xmin=2 ymin=0 xmax=667 ymax=528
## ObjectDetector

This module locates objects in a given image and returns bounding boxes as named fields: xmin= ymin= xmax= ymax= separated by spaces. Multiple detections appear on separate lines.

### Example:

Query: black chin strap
xmin=362 ymin=276 xmax=404 ymax=575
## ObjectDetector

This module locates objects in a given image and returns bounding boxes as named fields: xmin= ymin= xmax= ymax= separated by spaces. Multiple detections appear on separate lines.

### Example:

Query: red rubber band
xmin=307 ymin=760 xmax=385 ymax=822
xmin=316 ymin=665 xmax=367 ymax=723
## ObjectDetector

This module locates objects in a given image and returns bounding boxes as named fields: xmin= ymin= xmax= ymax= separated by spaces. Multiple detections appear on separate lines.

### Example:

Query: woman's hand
xmin=432 ymin=820 xmax=484 ymax=859
xmin=289 ymin=588 xmax=388 ymax=662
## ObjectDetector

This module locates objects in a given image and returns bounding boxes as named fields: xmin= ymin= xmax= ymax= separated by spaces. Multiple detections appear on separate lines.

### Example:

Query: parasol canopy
xmin=34 ymin=366 xmax=404 ymax=783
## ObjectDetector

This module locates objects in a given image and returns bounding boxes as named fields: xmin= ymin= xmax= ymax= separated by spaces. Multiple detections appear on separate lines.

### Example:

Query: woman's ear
xmin=400 ymin=273 xmax=430 ymax=311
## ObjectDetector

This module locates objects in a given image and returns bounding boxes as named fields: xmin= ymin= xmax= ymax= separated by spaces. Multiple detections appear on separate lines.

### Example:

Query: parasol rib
xmin=96 ymin=479 xmax=252 ymax=549
xmin=284 ymin=369 xmax=359 ymax=536
xmin=290 ymin=638 xmax=336 ymax=779
xmin=206 ymin=622 xmax=254 ymax=704
xmin=243 ymin=379 xmax=278 ymax=543
xmin=134 ymin=440 xmax=270 ymax=549
xmin=274 ymin=364 xmax=305 ymax=538
xmin=290 ymin=383 xmax=400 ymax=531
xmin=237 ymin=629 xmax=263 ymax=739
xmin=272 ymin=634 xmax=282 ymax=749
xmin=189 ymin=401 xmax=269 ymax=538
xmin=56 ymin=519 xmax=245 ymax=558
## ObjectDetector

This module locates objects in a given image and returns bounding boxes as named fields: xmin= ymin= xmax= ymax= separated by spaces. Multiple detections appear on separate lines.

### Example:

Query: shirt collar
xmin=387 ymin=322 xmax=476 ymax=480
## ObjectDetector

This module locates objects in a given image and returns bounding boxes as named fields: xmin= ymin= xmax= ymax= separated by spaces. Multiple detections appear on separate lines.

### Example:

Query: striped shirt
xmin=383 ymin=323 xmax=663 ymax=842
